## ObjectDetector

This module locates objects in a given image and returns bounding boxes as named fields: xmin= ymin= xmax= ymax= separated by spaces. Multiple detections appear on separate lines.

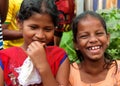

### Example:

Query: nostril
xmin=35 ymin=33 xmax=45 ymax=39
xmin=89 ymin=37 xmax=98 ymax=43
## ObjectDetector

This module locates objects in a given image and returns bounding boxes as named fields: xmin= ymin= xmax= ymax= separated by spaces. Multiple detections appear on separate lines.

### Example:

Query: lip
xmin=33 ymin=40 xmax=46 ymax=44
xmin=87 ymin=45 xmax=102 ymax=55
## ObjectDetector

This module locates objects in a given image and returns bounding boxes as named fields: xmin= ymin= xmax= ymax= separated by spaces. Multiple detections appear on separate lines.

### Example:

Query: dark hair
xmin=72 ymin=11 xmax=107 ymax=43
xmin=18 ymin=0 xmax=59 ymax=27
xmin=71 ymin=11 xmax=117 ymax=72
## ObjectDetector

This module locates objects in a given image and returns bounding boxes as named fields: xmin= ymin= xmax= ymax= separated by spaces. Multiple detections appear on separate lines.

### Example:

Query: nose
xmin=88 ymin=35 xmax=98 ymax=44
xmin=35 ymin=30 xmax=45 ymax=39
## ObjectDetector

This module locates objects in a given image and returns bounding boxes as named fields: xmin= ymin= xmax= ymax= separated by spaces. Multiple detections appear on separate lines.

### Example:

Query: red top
xmin=0 ymin=46 xmax=67 ymax=85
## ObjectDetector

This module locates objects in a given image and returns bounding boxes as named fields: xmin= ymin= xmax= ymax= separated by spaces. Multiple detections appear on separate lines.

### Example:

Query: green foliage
xmin=97 ymin=8 xmax=120 ymax=60
xmin=60 ymin=30 xmax=78 ymax=63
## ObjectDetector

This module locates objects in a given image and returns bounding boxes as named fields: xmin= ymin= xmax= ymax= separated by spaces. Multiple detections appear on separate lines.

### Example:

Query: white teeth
xmin=92 ymin=47 xmax=95 ymax=50
xmin=89 ymin=46 xmax=100 ymax=50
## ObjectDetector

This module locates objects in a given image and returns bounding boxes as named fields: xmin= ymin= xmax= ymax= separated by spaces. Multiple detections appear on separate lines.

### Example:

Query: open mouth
xmin=87 ymin=45 xmax=101 ymax=54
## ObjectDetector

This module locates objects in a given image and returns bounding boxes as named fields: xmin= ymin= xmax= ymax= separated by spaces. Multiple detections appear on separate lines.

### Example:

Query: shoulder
xmin=46 ymin=46 xmax=67 ymax=55
xmin=0 ymin=47 xmax=27 ymax=67
xmin=0 ymin=47 xmax=18 ymax=66
xmin=69 ymin=62 xmax=80 ymax=85
xmin=9 ymin=0 xmax=21 ymax=5
xmin=46 ymin=46 xmax=68 ymax=65
xmin=70 ymin=62 xmax=80 ymax=78
xmin=0 ymin=47 xmax=20 ymax=53
xmin=0 ymin=47 xmax=24 ymax=59
xmin=114 ymin=60 xmax=120 ymax=85
xmin=116 ymin=60 xmax=120 ymax=64
xmin=116 ymin=60 xmax=120 ymax=71
xmin=46 ymin=45 xmax=65 ymax=50
xmin=46 ymin=46 xmax=68 ymax=76
xmin=70 ymin=62 xmax=79 ymax=72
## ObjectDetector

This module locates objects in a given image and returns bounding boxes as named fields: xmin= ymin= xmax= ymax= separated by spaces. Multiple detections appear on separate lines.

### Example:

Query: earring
xmin=75 ymin=48 xmax=79 ymax=50
xmin=107 ymin=43 xmax=109 ymax=47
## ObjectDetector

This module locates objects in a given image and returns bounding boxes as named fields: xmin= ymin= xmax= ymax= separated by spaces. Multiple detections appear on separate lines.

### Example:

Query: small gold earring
xmin=75 ymin=48 xmax=79 ymax=50
xmin=107 ymin=43 xmax=109 ymax=47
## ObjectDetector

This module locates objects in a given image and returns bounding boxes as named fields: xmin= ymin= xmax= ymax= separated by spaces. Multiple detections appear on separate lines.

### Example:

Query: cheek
xmin=102 ymin=38 xmax=109 ymax=48
xmin=23 ymin=30 xmax=33 ymax=40
xmin=47 ymin=32 xmax=54 ymax=40
xmin=100 ymin=35 xmax=109 ymax=44
xmin=77 ymin=39 xmax=87 ymax=49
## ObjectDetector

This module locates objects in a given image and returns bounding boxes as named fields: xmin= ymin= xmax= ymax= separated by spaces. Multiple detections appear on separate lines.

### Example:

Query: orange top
xmin=69 ymin=60 xmax=120 ymax=86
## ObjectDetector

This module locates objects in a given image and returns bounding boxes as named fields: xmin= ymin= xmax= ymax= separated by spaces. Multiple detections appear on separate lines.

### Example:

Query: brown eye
xmin=96 ymin=32 xmax=105 ymax=36
xmin=45 ymin=27 xmax=54 ymax=32
xmin=78 ymin=35 xmax=89 ymax=39
xmin=29 ymin=25 xmax=38 ymax=30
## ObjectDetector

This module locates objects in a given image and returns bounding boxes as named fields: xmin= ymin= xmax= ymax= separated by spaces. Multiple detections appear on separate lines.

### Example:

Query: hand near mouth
xmin=27 ymin=41 xmax=48 ymax=70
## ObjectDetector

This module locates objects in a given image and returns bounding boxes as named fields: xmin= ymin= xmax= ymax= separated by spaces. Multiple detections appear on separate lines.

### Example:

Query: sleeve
xmin=0 ymin=59 xmax=4 ymax=70
xmin=54 ymin=47 xmax=68 ymax=67
xmin=60 ymin=53 xmax=67 ymax=65
xmin=0 ymin=52 xmax=11 ymax=85
xmin=46 ymin=46 xmax=68 ymax=76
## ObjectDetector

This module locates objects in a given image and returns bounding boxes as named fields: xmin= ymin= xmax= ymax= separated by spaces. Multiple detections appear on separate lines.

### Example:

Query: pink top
xmin=69 ymin=61 xmax=120 ymax=86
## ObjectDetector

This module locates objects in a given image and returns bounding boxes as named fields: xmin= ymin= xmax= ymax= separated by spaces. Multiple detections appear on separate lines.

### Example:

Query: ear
xmin=16 ymin=18 xmax=23 ymax=31
xmin=107 ymin=33 xmax=110 ymax=46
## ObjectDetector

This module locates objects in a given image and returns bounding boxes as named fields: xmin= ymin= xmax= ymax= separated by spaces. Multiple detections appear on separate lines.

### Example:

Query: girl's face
xmin=19 ymin=13 xmax=54 ymax=49
xmin=75 ymin=16 xmax=110 ymax=61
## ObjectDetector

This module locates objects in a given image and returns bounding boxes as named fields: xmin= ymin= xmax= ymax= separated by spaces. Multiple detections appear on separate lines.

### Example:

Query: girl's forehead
xmin=23 ymin=13 xmax=54 ymax=26
xmin=26 ymin=13 xmax=53 ymax=21
xmin=80 ymin=15 xmax=99 ymax=22
xmin=78 ymin=16 xmax=101 ymax=26
xmin=77 ymin=17 xmax=104 ymax=32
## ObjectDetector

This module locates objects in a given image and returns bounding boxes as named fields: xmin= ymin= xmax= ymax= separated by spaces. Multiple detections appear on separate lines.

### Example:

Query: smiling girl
xmin=69 ymin=11 xmax=120 ymax=86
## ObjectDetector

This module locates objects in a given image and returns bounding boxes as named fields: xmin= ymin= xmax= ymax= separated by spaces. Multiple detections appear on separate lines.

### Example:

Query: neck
xmin=80 ymin=59 xmax=106 ymax=75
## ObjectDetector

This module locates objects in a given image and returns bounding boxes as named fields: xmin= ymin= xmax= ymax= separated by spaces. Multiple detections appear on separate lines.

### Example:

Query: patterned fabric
xmin=69 ymin=61 xmax=120 ymax=86
xmin=0 ymin=46 xmax=67 ymax=85
xmin=0 ymin=18 xmax=3 ymax=50
xmin=84 ymin=0 xmax=118 ymax=11
xmin=3 ymin=0 xmax=23 ymax=49
xmin=75 ymin=0 xmax=119 ymax=16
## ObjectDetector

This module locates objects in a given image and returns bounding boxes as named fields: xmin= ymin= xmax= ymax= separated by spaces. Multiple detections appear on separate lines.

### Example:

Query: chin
xmin=89 ymin=56 xmax=103 ymax=62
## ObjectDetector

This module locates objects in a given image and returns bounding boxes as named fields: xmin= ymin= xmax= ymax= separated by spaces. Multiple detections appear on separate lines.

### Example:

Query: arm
xmin=1 ymin=0 xmax=23 ymax=40
xmin=55 ymin=58 xmax=70 ymax=86
xmin=2 ymin=24 xmax=23 ymax=40
xmin=27 ymin=41 xmax=70 ymax=86
xmin=0 ymin=65 xmax=4 ymax=86
xmin=37 ymin=57 xmax=70 ymax=86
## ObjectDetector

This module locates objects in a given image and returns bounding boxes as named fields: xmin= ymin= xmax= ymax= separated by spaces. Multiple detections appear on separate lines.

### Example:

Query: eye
xmin=78 ymin=34 xmax=89 ymax=39
xmin=29 ymin=25 xmax=38 ymax=30
xmin=44 ymin=27 xmax=54 ymax=32
xmin=96 ymin=32 xmax=105 ymax=36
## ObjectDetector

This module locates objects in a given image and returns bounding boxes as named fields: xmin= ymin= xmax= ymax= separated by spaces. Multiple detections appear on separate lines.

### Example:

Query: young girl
xmin=0 ymin=0 xmax=70 ymax=85
xmin=69 ymin=11 xmax=120 ymax=86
